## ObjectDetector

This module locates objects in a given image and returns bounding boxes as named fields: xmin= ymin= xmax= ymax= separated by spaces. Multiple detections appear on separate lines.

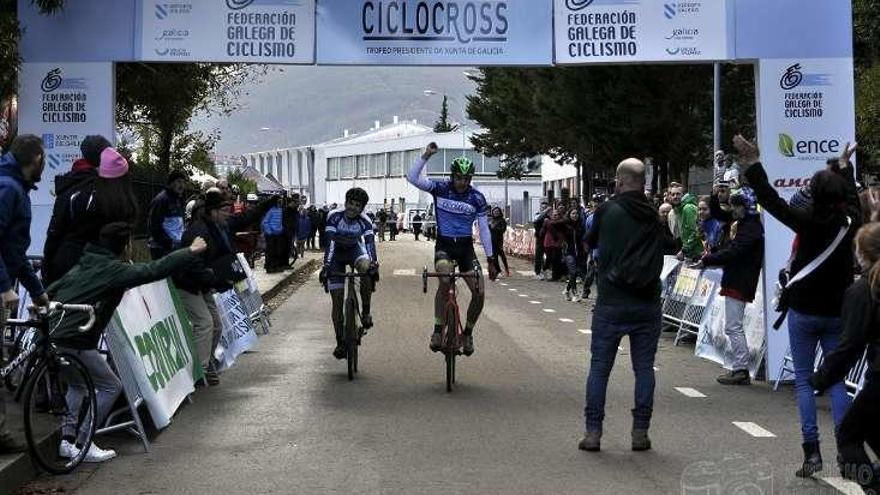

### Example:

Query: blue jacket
xmin=297 ymin=215 xmax=312 ymax=240
xmin=0 ymin=152 xmax=44 ymax=296
xmin=261 ymin=206 xmax=284 ymax=236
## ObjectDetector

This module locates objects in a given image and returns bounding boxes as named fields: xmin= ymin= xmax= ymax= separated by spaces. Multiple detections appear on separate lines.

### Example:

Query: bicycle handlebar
xmin=422 ymin=265 xmax=479 ymax=294
xmin=5 ymin=302 xmax=97 ymax=333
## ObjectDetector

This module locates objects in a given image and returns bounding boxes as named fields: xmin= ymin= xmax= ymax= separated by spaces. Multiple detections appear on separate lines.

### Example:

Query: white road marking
xmin=393 ymin=269 xmax=416 ymax=276
xmin=674 ymin=387 xmax=707 ymax=398
xmin=516 ymin=271 xmax=533 ymax=276
xmin=518 ymin=294 xmax=529 ymax=298
xmin=559 ymin=318 xmax=574 ymax=323
xmin=529 ymin=301 xmax=541 ymax=304
xmin=508 ymin=288 xmax=518 ymax=292
xmin=542 ymin=309 xmax=556 ymax=313
xmin=578 ymin=329 xmax=592 ymax=334
xmin=818 ymin=476 xmax=864 ymax=495
xmin=732 ymin=422 xmax=776 ymax=438
xmin=499 ymin=282 xmax=509 ymax=286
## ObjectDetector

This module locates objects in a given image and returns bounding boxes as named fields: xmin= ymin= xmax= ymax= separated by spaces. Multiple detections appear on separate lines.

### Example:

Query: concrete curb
xmin=261 ymin=259 xmax=320 ymax=302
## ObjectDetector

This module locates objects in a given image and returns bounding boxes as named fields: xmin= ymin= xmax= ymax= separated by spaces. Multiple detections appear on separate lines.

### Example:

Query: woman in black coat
xmin=811 ymin=222 xmax=880 ymax=493
xmin=488 ymin=207 xmax=509 ymax=277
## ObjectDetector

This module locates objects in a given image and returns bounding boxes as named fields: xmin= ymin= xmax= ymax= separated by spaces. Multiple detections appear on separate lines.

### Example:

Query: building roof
xmin=316 ymin=121 xmax=435 ymax=148
xmin=241 ymin=166 xmax=286 ymax=193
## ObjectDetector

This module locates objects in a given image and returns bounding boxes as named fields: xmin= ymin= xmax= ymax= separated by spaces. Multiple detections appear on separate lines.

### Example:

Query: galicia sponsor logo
xmin=155 ymin=28 xmax=190 ymax=42
xmin=779 ymin=63 xmax=832 ymax=91
xmin=155 ymin=4 xmax=169 ymax=19
xmin=361 ymin=1 xmax=509 ymax=44
xmin=778 ymin=132 xmax=840 ymax=160
xmin=42 ymin=134 xmax=55 ymax=150
xmin=665 ymin=27 xmax=698 ymax=41
xmin=46 ymin=154 xmax=62 ymax=171
xmin=663 ymin=3 xmax=676 ymax=19
xmin=155 ymin=47 xmax=191 ymax=57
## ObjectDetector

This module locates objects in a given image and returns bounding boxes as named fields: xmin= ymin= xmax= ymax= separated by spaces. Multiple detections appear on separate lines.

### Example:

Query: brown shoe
xmin=578 ymin=431 xmax=601 ymax=452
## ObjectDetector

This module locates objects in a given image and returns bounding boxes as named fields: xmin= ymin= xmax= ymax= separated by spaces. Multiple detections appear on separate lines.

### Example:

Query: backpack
xmin=607 ymin=219 xmax=664 ymax=291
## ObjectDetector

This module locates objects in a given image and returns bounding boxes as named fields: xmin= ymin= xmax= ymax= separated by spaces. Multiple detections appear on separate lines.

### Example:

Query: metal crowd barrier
xmin=774 ymin=346 xmax=869 ymax=398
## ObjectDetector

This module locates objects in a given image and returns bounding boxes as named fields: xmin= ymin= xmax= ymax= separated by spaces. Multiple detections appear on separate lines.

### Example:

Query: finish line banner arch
xmin=17 ymin=0 xmax=855 ymax=382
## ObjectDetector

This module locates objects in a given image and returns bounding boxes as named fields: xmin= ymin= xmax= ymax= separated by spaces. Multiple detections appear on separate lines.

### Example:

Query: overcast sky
xmin=193 ymin=66 xmax=479 ymax=156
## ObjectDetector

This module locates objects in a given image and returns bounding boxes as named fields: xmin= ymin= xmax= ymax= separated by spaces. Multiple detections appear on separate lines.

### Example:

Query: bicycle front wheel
xmin=23 ymin=353 xmax=97 ymax=474
xmin=345 ymin=295 xmax=358 ymax=381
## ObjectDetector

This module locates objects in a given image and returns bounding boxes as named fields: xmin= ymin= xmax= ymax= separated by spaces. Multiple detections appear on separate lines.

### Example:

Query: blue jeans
xmin=788 ymin=309 xmax=852 ymax=443
xmin=585 ymin=302 xmax=662 ymax=433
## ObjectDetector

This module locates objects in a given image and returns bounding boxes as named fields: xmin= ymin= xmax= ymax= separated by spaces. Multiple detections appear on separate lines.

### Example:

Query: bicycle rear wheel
xmin=345 ymin=295 xmax=357 ymax=381
xmin=23 ymin=353 xmax=96 ymax=474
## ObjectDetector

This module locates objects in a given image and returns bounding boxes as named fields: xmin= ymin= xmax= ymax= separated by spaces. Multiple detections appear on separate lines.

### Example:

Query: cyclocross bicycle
xmin=422 ymin=260 xmax=482 ymax=392
xmin=1 ymin=302 xmax=96 ymax=474
xmin=325 ymin=268 xmax=373 ymax=380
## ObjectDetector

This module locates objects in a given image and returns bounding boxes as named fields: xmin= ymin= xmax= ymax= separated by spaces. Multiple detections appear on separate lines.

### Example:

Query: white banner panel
xmin=554 ymin=0 xmax=730 ymax=64
xmin=316 ymin=0 xmax=554 ymax=66
xmin=112 ymin=279 xmax=202 ymax=429
xmin=756 ymin=57 xmax=856 ymax=381
xmin=213 ymin=289 xmax=259 ymax=371
xmin=140 ymin=0 xmax=316 ymax=63
xmin=18 ymin=62 xmax=115 ymax=252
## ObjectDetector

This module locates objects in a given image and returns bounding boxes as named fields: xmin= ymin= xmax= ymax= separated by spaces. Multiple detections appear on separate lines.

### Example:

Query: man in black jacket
xmin=174 ymin=188 xmax=277 ymax=385
xmin=579 ymin=158 xmax=673 ymax=454
xmin=696 ymin=186 xmax=764 ymax=385
xmin=147 ymin=170 xmax=188 ymax=260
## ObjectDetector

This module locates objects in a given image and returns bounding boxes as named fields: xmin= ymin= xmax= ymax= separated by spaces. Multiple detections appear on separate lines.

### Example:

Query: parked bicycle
xmin=1 ymin=302 xmax=96 ymax=474
xmin=422 ymin=260 xmax=482 ymax=392
xmin=324 ymin=268 xmax=372 ymax=380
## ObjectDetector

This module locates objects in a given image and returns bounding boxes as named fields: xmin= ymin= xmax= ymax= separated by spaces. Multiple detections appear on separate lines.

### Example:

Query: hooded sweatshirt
xmin=586 ymin=190 xmax=667 ymax=306
xmin=0 ymin=152 xmax=43 ymax=296
xmin=679 ymin=193 xmax=702 ymax=259
xmin=42 ymin=162 xmax=98 ymax=285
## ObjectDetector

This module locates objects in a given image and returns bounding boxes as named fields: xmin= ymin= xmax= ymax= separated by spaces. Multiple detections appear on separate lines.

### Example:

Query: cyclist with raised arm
xmin=319 ymin=187 xmax=379 ymax=359
xmin=407 ymin=143 xmax=496 ymax=356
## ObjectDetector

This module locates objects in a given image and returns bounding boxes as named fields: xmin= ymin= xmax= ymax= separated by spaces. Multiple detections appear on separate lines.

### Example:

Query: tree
xmin=496 ymin=161 xmax=527 ymax=182
xmin=854 ymin=0 xmax=880 ymax=171
xmin=433 ymin=95 xmax=458 ymax=133
xmin=171 ymin=130 xmax=218 ymax=176
xmin=227 ymin=168 xmax=257 ymax=195
xmin=0 ymin=0 xmax=64 ymax=102
xmin=116 ymin=63 xmax=266 ymax=172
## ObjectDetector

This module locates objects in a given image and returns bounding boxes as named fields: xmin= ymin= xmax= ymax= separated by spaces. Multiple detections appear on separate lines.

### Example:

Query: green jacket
xmin=47 ymin=244 xmax=197 ymax=349
xmin=679 ymin=193 xmax=702 ymax=259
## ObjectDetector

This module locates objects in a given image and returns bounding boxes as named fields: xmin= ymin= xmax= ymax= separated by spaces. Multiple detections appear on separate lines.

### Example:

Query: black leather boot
xmin=795 ymin=441 xmax=823 ymax=478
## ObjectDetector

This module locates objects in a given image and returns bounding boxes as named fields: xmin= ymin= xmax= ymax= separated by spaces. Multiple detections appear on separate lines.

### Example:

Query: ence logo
xmin=41 ymin=68 xmax=62 ymax=92
xmin=778 ymin=133 xmax=840 ymax=158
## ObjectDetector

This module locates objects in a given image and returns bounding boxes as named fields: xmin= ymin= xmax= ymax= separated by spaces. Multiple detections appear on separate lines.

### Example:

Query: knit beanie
xmin=80 ymin=135 xmax=111 ymax=168
xmin=98 ymin=148 xmax=129 ymax=179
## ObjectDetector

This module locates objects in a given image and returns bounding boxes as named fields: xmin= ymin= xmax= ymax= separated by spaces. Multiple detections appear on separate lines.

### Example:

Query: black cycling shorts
xmin=434 ymin=236 xmax=479 ymax=272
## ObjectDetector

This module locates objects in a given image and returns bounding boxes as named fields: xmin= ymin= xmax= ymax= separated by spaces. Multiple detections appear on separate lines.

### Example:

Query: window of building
xmin=327 ymin=157 xmax=340 ymax=180
xmin=388 ymin=151 xmax=404 ymax=177
xmin=483 ymin=156 xmax=502 ymax=175
xmin=369 ymin=153 xmax=386 ymax=177
xmin=357 ymin=155 xmax=369 ymax=178
xmin=403 ymin=150 xmax=421 ymax=175
xmin=341 ymin=156 xmax=355 ymax=178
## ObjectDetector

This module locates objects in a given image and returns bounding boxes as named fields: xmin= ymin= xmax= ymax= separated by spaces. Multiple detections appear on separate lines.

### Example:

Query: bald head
xmin=616 ymin=158 xmax=646 ymax=193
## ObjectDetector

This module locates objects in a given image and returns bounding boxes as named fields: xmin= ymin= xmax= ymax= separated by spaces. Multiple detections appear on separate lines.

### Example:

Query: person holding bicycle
xmin=407 ymin=143 xmax=496 ymax=356
xmin=1 ymin=134 xmax=50 ymax=454
xmin=47 ymin=222 xmax=208 ymax=462
xmin=319 ymin=188 xmax=379 ymax=360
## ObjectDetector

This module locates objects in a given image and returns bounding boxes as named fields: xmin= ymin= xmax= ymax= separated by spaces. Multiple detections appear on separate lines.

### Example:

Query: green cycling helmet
xmin=450 ymin=156 xmax=475 ymax=176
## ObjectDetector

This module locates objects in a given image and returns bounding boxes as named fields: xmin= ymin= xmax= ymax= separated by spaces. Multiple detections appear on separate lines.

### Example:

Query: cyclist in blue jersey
xmin=407 ymin=143 xmax=497 ymax=356
xmin=319 ymin=187 xmax=379 ymax=359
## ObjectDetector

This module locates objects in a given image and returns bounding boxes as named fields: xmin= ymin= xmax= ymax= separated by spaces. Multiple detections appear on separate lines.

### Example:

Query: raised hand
xmin=733 ymin=135 xmax=760 ymax=168
xmin=838 ymin=142 xmax=857 ymax=170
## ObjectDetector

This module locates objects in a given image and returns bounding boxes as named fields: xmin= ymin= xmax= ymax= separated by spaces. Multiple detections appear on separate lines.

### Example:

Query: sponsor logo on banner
xmin=360 ymin=1 xmax=510 ymax=46
xmin=773 ymin=176 xmax=812 ymax=189
xmin=778 ymin=132 xmax=841 ymax=160
xmin=40 ymin=68 xmax=89 ymax=124
xmin=155 ymin=3 xmax=192 ymax=20
xmin=780 ymin=63 xmax=831 ymax=120
xmin=566 ymin=0 xmax=595 ymax=9
xmin=563 ymin=0 xmax=639 ymax=59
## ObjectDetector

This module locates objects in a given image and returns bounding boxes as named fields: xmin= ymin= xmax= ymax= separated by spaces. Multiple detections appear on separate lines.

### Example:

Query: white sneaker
xmin=82 ymin=443 xmax=117 ymax=463
xmin=59 ymin=439 xmax=79 ymax=458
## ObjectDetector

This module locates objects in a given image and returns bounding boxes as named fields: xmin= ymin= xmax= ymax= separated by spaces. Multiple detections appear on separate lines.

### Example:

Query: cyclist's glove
xmin=319 ymin=265 xmax=329 ymax=288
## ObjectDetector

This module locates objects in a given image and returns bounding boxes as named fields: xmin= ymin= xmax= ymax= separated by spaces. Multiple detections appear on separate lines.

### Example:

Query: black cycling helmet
xmin=345 ymin=187 xmax=369 ymax=205
xmin=450 ymin=156 xmax=475 ymax=177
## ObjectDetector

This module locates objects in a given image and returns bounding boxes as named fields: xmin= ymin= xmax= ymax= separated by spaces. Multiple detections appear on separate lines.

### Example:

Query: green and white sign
xmin=112 ymin=279 xmax=203 ymax=429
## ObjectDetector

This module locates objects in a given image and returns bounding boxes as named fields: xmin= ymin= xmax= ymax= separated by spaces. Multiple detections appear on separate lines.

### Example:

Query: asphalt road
xmin=31 ymin=236 xmax=856 ymax=495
